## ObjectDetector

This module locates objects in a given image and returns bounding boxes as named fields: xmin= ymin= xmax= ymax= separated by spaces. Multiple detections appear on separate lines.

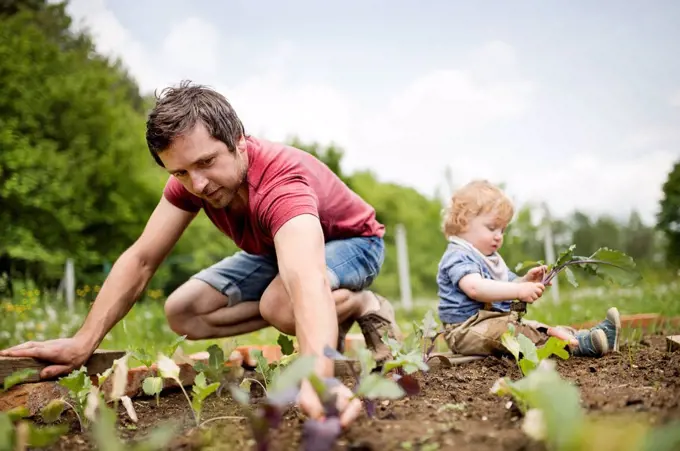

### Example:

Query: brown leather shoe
xmin=356 ymin=293 xmax=403 ymax=363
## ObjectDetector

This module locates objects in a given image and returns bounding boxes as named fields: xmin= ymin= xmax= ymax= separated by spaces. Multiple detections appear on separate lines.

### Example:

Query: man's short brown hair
xmin=443 ymin=180 xmax=514 ymax=237
xmin=145 ymin=80 xmax=245 ymax=167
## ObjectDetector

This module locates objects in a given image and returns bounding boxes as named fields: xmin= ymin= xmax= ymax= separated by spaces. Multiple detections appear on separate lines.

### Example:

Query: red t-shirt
xmin=163 ymin=136 xmax=385 ymax=256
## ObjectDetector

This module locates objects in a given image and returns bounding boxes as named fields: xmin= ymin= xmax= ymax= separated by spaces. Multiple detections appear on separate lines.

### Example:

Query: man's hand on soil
xmin=0 ymin=337 xmax=91 ymax=379
xmin=297 ymin=378 xmax=362 ymax=428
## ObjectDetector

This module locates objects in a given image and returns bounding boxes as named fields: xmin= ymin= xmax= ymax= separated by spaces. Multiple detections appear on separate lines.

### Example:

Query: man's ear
xmin=236 ymin=135 xmax=247 ymax=154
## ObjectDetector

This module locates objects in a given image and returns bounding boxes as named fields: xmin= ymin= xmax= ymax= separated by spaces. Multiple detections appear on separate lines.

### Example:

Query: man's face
xmin=160 ymin=122 xmax=247 ymax=209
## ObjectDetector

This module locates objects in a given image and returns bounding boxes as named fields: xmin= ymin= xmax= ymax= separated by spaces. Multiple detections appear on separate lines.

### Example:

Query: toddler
xmin=437 ymin=180 xmax=620 ymax=358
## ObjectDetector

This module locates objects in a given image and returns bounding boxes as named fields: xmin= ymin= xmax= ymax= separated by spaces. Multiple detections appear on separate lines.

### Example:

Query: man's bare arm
xmin=76 ymin=196 xmax=196 ymax=351
xmin=273 ymin=213 xmax=336 ymax=377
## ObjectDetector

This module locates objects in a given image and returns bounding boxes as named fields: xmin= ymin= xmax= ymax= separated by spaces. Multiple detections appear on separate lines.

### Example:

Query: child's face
xmin=459 ymin=211 xmax=506 ymax=256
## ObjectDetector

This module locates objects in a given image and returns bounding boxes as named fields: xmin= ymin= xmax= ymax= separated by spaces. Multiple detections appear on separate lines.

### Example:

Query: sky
xmin=61 ymin=0 xmax=680 ymax=225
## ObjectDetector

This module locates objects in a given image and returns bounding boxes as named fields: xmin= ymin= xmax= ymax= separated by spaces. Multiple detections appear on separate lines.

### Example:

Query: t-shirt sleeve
xmin=444 ymin=251 xmax=483 ymax=288
xmin=162 ymin=177 xmax=202 ymax=212
xmin=255 ymin=174 xmax=320 ymax=238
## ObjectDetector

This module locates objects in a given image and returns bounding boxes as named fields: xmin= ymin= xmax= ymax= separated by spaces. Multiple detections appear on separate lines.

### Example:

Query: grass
xmin=1 ymin=273 xmax=679 ymax=363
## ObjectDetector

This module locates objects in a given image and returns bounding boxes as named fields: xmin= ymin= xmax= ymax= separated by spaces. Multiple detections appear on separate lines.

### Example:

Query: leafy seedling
xmin=193 ymin=342 xmax=241 ymax=397
xmin=500 ymin=325 xmax=570 ymax=376
xmin=513 ymin=245 xmax=640 ymax=318
xmin=491 ymin=359 xmax=584 ymax=450
xmin=324 ymin=346 xmax=407 ymax=418
xmin=156 ymin=353 xmax=219 ymax=427
xmin=131 ymin=335 xmax=187 ymax=406
xmin=230 ymin=354 xmax=317 ymax=451
xmin=57 ymin=366 xmax=93 ymax=431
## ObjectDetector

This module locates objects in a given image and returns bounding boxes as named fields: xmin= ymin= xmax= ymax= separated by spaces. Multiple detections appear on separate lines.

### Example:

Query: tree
xmin=0 ymin=3 xmax=163 ymax=286
xmin=657 ymin=160 xmax=680 ymax=267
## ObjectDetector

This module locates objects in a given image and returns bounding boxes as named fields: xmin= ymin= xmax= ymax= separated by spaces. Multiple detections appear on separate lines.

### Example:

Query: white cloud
xmin=670 ymin=89 xmax=680 ymax=107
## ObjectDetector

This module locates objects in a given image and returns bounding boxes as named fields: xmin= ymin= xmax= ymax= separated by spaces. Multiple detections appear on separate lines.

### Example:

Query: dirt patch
xmin=39 ymin=335 xmax=680 ymax=451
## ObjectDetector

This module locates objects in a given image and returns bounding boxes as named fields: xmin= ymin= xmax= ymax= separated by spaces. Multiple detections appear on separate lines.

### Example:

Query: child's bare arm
xmin=459 ymin=273 xmax=545 ymax=304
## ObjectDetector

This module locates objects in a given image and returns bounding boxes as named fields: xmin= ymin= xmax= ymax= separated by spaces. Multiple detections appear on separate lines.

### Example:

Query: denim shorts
xmin=192 ymin=236 xmax=385 ymax=306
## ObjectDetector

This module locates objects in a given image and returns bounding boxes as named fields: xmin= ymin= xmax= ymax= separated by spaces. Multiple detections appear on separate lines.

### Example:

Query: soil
xmin=39 ymin=335 xmax=680 ymax=451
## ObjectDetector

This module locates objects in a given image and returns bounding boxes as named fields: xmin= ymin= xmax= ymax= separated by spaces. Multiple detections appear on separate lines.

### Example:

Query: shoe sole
xmin=607 ymin=307 xmax=621 ymax=353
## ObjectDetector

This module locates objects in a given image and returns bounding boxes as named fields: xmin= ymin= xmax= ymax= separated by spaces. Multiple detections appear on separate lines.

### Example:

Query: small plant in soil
xmin=156 ymin=353 xmax=220 ymax=427
xmin=192 ymin=340 xmax=242 ymax=397
xmin=513 ymin=245 xmax=641 ymax=318
xmin=500 ymin=325 xmax=570 ymax=376
xmin=130 ymin=335 xmax=187 ymax=406
xmin=382 ymin=309 xmax=450 ymax=378
xmin=229 ymin=354 xmax=317 ymax=451
xmin=324 ymin=346 xmax=411 ymax=417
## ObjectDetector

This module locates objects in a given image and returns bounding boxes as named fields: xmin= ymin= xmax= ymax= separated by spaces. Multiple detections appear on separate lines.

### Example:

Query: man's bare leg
xmin=258 ymin=275 xmax=380 ymax=336
xmin=164 ymin=279 xmax=269 ymax=340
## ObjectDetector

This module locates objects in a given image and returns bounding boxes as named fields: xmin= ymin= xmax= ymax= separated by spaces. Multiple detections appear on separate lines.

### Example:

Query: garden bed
xmin=35 ymin=334 xmax=680 ymax=451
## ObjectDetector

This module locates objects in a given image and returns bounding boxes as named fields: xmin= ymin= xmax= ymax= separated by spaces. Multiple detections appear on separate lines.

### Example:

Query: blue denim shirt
xmin=437 ymin=242 xmax=518 ymax=325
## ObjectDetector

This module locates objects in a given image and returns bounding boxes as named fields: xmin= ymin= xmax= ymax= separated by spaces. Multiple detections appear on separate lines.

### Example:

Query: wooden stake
xmin=0 ymin=349 xmax=125 ymax=386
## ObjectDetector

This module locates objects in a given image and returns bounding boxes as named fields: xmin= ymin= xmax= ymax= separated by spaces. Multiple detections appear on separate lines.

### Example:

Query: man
xmin=0 ymin=81 xmax=402 ymax=426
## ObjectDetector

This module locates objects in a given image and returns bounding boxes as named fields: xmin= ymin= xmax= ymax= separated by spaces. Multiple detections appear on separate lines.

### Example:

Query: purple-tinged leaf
xmin=393 ymin=374 xmax=421 ymax=396
xmin=302 ymin=417 xmax=342 ymax=451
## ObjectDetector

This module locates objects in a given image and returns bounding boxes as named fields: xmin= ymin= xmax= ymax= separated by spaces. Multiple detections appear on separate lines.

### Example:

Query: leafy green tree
xmin=657 ymin=160 xmax=680 ymax=267
xmin=0 ymin=3 xmax=162 ymax=287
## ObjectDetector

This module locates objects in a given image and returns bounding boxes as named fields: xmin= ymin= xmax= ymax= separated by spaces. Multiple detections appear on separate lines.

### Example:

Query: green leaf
xmin=191 ymin=373 xmax=219 ymax=415
xmin=356 ymin=348 xmax=377 ymax=378
xmin=554 ymin=245 xmax=576 ymax=269
xmin=142 ymin=377 xmax=163 ymax=397
xmin=229 ymin=385 xmax=251 ymax=405
xmin=27 ymin=423 xmax=70 ymax=448
xmin=3 ymin=368 xmax=38 ymax=391
xmin=356 ymin=374 xmax=405 ymax=400
xmin=7 ymin=406 xmax=29 ymax=422
xmin=383 ymin=351 xmax=429 ymax=375
xmin=41 ymin=399 xmax=66 ymax=423
xmin=165 ymin=335 xmax=187 ymax=357
xmin=0 ymin=413 xmax=14 ymax=451
xmin=207 ymin=344 xmax=225 ymax=371
xmin=536 ymin=337 xmax=570 ymax=361
xmin=588 ymin=247 xmax=641 ymax=285
xmin=250 ymin=350 xmax=272 ymax=386
xmin=269 ymin=355 xmax=316 ymax=396
xmin=518 ymin=334 xmax=538 ymax=364
xmin=57 ymin=368 xmax=87 ymax=394
xmin=564 ymin=267 xmax=578 ymax=287
xmin=500 ymin=328 xmax=521 ymax=362
xmin=515 ymin=361 xmax=584 ymax=450
xmin=420 ymin=310 xmax=439 ymax=339
xmin=277 ymin=334 xmax=295 ymax=356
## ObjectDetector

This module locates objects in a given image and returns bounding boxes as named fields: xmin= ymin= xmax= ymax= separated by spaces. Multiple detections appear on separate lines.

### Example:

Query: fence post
xmin=395 ymin=223 xmax=413 ymax=311
xmin=541 ymin=204 xmax=560 ymax=303
xmin=65 ymin=258 xmax=75 ymax=313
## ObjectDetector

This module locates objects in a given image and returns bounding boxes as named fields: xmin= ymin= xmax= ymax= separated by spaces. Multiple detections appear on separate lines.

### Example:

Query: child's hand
xmin=517 ymin=282 xmax=545 ymax=303
xmin=524 ymin=265 xmax=548 ymax=284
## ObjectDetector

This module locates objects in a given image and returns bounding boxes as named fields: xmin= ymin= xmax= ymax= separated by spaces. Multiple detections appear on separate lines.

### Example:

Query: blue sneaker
xmin=572 ymin=328 xmax=608 ymax=357
xmin=592 ymin=307 xmax=621 ymax=353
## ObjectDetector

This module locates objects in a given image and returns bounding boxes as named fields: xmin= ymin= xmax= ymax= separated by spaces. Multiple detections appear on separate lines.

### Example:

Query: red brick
xmin=236 ymin=345 xmax=282 ymax=367
xmin=0 ymin=382 xmax=68 ymax=416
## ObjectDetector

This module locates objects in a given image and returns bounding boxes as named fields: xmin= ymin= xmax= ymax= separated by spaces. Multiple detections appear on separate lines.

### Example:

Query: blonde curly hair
xmin=443 ymin=180 xmax=514 ymax=237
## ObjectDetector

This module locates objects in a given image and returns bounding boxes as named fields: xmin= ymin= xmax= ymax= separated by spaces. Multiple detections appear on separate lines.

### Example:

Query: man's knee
xmin=163 ymin=279 xmax=220 ymax=339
